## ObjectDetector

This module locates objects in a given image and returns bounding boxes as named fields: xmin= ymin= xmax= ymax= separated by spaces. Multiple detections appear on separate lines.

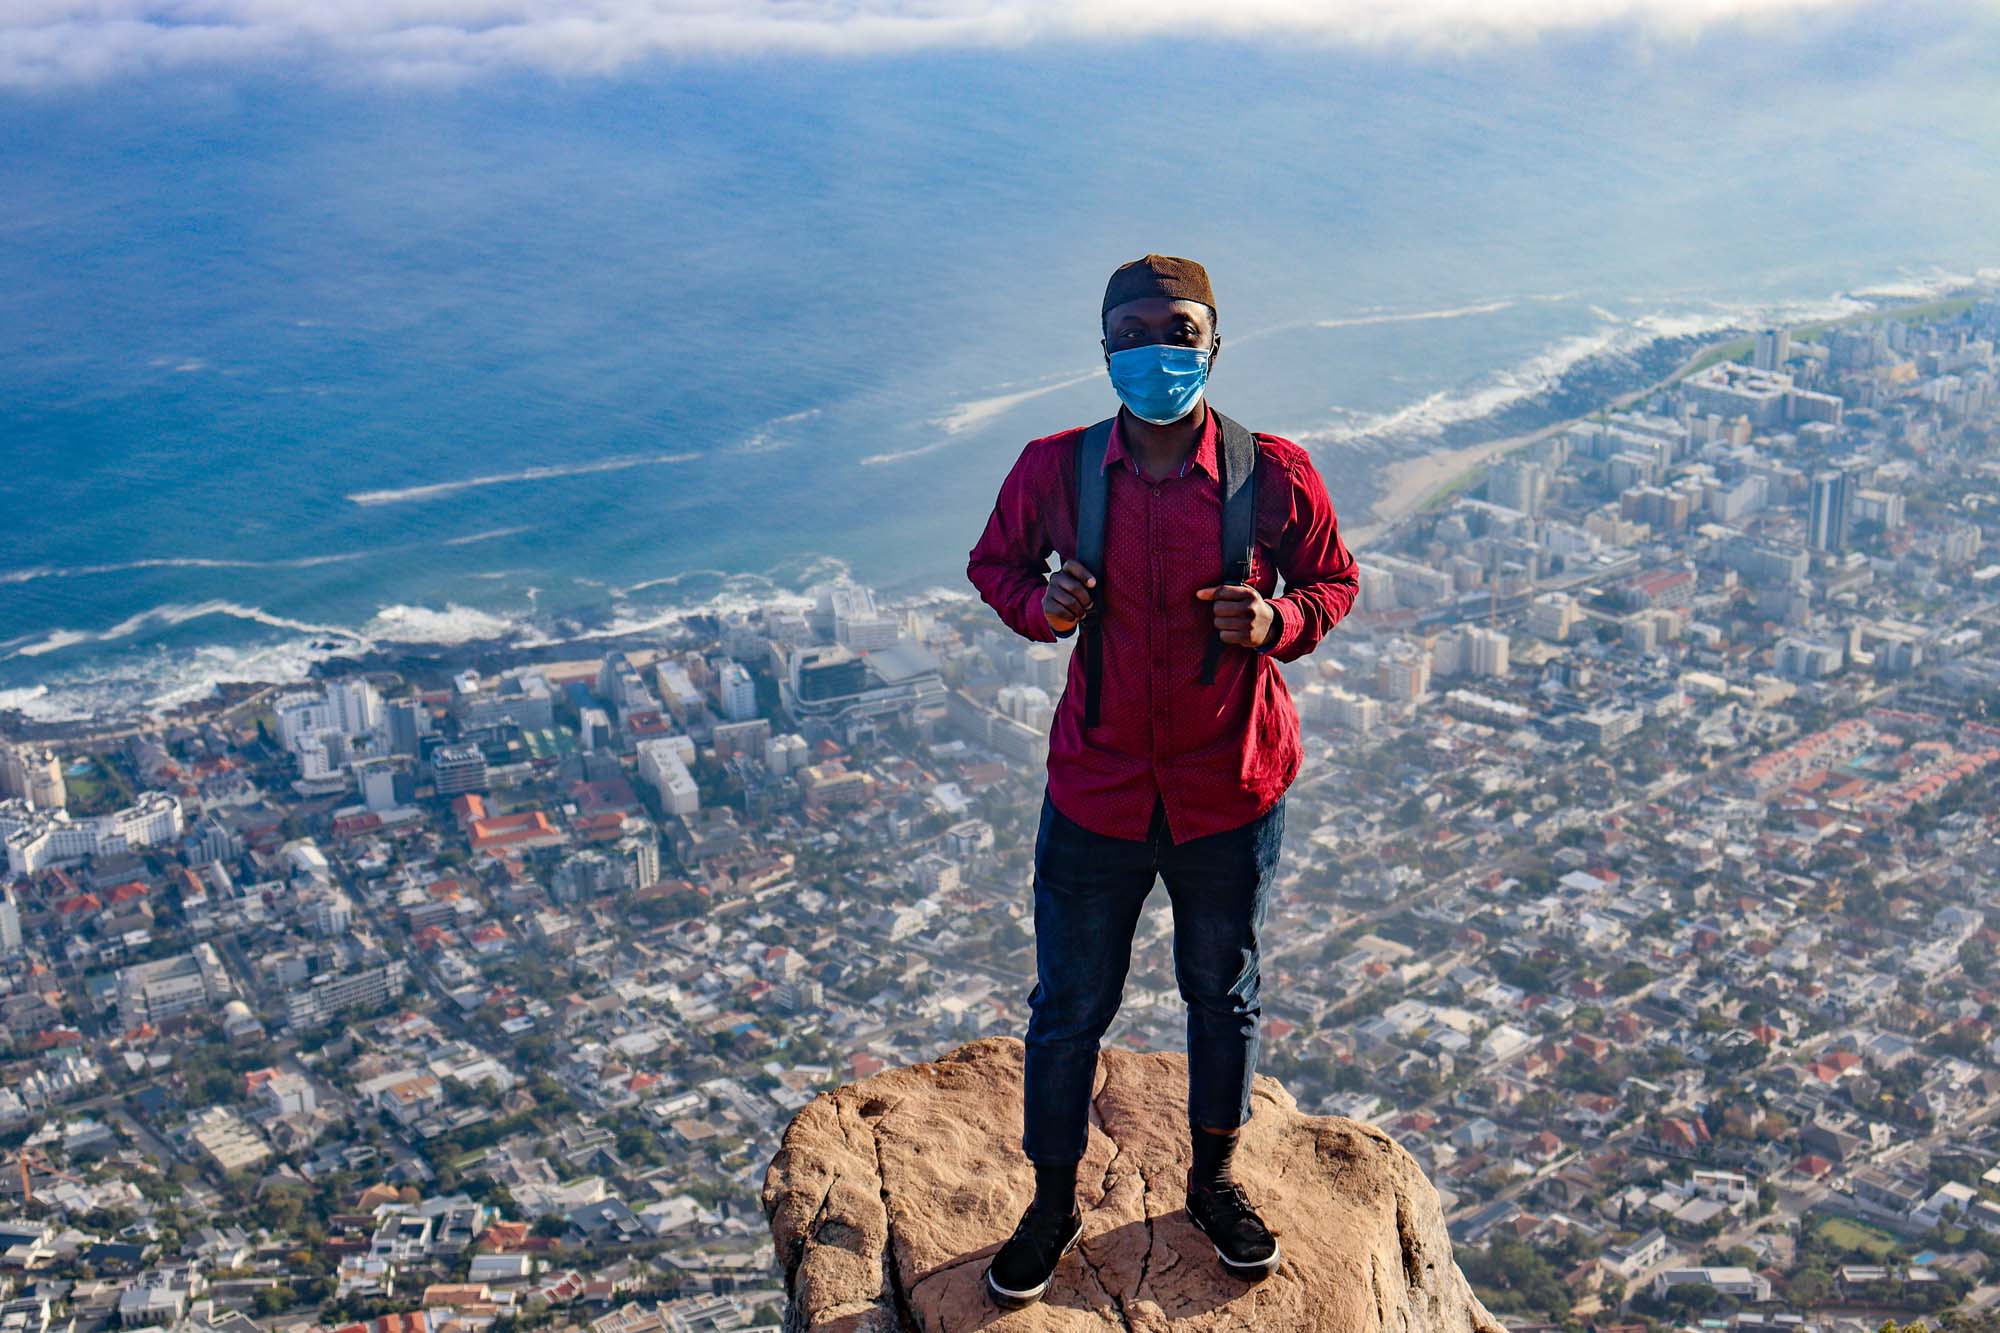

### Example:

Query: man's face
xmin=1101 ymin=297 xmax=1219 ymax=363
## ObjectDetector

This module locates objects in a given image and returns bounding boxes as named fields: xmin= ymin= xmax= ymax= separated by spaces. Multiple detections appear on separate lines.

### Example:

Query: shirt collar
xmin=1101 ymin=405 xmax=1218 ymax=481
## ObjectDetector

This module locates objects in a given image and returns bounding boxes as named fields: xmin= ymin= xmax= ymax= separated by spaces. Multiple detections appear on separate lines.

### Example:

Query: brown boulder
xmin=762 ymin=1035 xmax=1505 ymax=1332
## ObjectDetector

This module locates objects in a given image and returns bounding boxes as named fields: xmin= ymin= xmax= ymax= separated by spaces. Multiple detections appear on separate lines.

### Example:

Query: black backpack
xmin=1069 ymin=408 xmax=1260 ymax=727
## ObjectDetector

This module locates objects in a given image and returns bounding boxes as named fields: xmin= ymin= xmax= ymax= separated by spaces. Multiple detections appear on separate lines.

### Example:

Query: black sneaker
xmin=984 ymin=1203 xmax=1084 ymax=1307
xmin=1185 ymin=1179 xmax=1281 ymax=1276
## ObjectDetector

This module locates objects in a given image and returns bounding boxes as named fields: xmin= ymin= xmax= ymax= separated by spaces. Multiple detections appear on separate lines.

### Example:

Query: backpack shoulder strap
xmin=1073 ymin=417 xmax=1115 ymax=579
xmin=1072 ymin=417 xmax=1116 ymax=726
xmin=1202 ymin=409 xmax=1260 ymax=683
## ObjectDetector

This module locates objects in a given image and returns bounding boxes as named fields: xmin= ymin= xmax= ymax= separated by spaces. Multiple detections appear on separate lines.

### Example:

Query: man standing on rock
xmin=965 ymin=254 xmax=1360 ymax=1306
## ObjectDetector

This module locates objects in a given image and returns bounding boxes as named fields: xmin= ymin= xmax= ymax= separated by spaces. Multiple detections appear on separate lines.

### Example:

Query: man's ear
xmin=1209 ymin=333 xmax=1222 ymax=368
xmin=1101 ymin=335 xmax=1109 ymax=368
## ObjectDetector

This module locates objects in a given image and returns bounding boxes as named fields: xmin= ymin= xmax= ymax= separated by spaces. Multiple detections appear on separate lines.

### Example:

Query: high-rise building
xmin=273 ymin=692 xmax=333 ymax=751
xmin=817 ymin=583 xmax=901 ymax=651
xmin=1752 ymin=327 xmax=1791 ymax=371
xmin=764 ymin=733 xmax=808 ymax=776
xmin=636 ymin=737 xmax=700 ymax=816
xmin=0 ymin=891 xmax=19 ymax=954
xmin=1486 ymin=459 xmax=1546 ymax=517
xmin=326 ymin=677 xmax=383 ymax=738
xmin=1528 ymin=592 xmax=1579 ymax=643
xmin=623 ymin=834 xmax=661 ymax=891
xmin=1464 ymin=627 xmax=1510 ymax=678
xmin=1853 ymin=487 xmax=1906 ymax=531
xmin=308 ymin=891 xmax=355 ymax=938
xmin=577 ymin=706 xmax=612 ymax=752
xmin=718 ymin=662 xmax=758 ymax=722
xmin=2 ymin=792 xmax=184 ymax=876
xmin=1022 ymin=643 xmax=1069 ymax=693
xmin=1808 ymin=470 xmax=1851 ymax=553
xmin=792 ymin=645 xmax=870 ymax=703
xmin=430 ymin=745 xmax=489 ymax=796
xmin=454 ymin=669 xmax=554 ymax=732
xmin=356 ymin=759 xmax=400 ymax=812
xmin=0 ymin=746 xmax=65 ymax=811
xmin=1375 ymin=642 xmax=1432 ymax=704
xmin=712 ymin=718 xmax=771 ymax=762
xmin=385 ymin=697 xmax=427 ymax=757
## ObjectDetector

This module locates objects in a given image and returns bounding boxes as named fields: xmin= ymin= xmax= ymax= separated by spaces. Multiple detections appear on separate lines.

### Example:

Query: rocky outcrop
xmin=761 ymin=1035 xmax=1506 ymax=1332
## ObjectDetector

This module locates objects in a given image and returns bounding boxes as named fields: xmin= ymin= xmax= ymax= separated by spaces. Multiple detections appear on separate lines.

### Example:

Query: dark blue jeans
xmin=1020 ymin=788 xmax=1286 ymax=1164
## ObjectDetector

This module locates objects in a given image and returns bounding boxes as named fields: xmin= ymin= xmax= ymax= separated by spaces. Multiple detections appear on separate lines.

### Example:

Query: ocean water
xmin=3 ymin=6 xmax=1999 ymax=721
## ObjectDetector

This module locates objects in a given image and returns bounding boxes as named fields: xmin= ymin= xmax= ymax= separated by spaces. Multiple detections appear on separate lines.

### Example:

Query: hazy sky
xmin=2 ymin=0 xmax=1874 ymax=89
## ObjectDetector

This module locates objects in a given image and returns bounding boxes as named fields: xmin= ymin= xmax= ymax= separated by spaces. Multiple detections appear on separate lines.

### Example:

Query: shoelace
xmin=1009 ymin=1207 xmax=1077 ymax=1248
xmin=1195 ymin=1180 xmax=1253 ymax=1210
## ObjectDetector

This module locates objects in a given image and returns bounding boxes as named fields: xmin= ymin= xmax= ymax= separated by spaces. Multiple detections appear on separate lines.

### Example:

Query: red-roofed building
xmin=1629 ymin=566 xmax=1694 ymax=610
xmin=334 ymin=811 xmax=385 ymax=839
xmin=468 ymin=811 xmax=566 ymax=853
xmin=1656 ymin=1117 xmax=1704 ymax=1152
xmin=1571 ymin=1033 xmax=1613 ymax=1062
xmin=627 ymin=711 xmax=672 ymax=739
xmin=571 ymin=811 xmax=630 ymax=844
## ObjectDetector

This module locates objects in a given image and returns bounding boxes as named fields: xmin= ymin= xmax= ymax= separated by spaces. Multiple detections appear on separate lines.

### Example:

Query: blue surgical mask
xmin=1106 ymin=343 xmax=1211 ymax=425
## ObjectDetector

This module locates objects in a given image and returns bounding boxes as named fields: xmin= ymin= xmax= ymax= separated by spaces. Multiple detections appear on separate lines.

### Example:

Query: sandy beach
xmin=1342 ymin=334 xmax=1734 ymax=550
xmin=1343 ymin=431 xmax=1543 ymax=550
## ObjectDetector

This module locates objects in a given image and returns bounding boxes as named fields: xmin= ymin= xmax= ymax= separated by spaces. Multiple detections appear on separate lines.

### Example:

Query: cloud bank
xmin=1 ymin=0 xmax=1862 ymax=89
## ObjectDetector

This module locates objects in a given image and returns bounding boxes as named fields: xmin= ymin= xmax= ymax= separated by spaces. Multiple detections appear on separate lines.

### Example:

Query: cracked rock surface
xmin=761 ymin=1035 xmax=1506 ymax=1332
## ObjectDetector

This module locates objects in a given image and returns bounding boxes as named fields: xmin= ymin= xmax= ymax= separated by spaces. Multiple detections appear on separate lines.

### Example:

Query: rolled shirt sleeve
xmin=1258 ymin=445 xmax=1359 ymax=662
xmin=967 ymin=440 xmax=1063 ymax=643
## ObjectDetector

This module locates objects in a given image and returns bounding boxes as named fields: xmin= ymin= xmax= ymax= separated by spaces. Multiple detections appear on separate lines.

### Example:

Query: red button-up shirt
xmin=966 ymin=405 xmax=1359 ymax=843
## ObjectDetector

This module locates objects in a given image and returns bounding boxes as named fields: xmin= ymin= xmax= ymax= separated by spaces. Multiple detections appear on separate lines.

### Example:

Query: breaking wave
xmin=346 ymin=451 xmax=700 ymax=506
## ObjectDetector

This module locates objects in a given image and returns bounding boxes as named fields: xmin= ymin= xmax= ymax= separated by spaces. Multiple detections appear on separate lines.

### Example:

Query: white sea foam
xmin=733 ymin=406 xmax=822 ymax=454
xmin=361 ymin=603 xmax=521 ymax=645
xmin=929 ymin=370 xmax=1102 ymax=438
xmin=2 ymin=601 xmax=359 ymax=661
xmin=1844 ymin=268 xmax=1987 ymax=302
xmin=346 ymin=451 xmax=700 ymax=506
xmin=0 ymin=685 xmax=72 ymax=722
xmin=859 ymin=369 xmax=1106 ymax=465
xmin=619 ymin=569 xmax=735 ymax=596
xmin=859 ymin=440 xmax=954 ymax=466
xmin=444 ymin=526 xmax=536 ymax=546
xmin=1299 ymin=322 xmax=1645 ymax=450
xmin=0 ymin=551 xmax=368 ymax=585
xmin=1294 ymin=282 xmax=1951 ymax=453
xmin=0 ymin=548 xmax=868 ymax=721
xmin=1314 ymin=299 xmax=1515 ymax=330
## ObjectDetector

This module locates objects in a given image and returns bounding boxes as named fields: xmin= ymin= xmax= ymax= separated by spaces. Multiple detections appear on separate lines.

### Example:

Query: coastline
xmin=6 ymin=288 xmax=1991 ymax=738
xmin=1346 ymin=289 xmax=1990 ymax=550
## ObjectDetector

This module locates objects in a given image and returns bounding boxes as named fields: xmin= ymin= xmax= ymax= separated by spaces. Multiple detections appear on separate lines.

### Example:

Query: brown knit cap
xmin=1102 ymin=253 xmax=1216 ymax=318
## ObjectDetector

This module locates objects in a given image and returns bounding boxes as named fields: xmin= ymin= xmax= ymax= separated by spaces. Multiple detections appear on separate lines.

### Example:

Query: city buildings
xmin=0 ymin=300 xmax=1993 ymax=1331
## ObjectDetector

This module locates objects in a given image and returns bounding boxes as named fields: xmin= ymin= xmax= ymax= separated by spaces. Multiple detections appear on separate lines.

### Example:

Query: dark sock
xmin=1191 ymin=1126 xmax=1240 ymax=1190
xmin=1031 ymin=1159 xmax=1078 ymax=1216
